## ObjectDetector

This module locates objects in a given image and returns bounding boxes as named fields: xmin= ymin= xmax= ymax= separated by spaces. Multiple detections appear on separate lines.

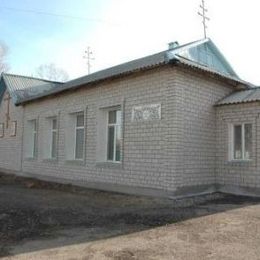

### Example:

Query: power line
xmin=1 ymin=6 xmax=116 ymax=25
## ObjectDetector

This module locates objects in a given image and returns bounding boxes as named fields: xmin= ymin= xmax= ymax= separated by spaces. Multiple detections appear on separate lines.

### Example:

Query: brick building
xmin=0 ymin=38 xmax=259 ymax=198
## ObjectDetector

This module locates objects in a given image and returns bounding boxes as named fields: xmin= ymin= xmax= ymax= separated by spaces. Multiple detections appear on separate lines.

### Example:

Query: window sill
xmin=65 ymin=159 xmax=85 ymax=166
xmin=227 ymin=159 xmax=253 ymax=165
xmin=42 ymin=158 xmax=58 ymax=163
xmin=228 ymin=159 xmax=252 ymax=162
xmin=96 ymin=161 xmax=123 ymax=169
xmin=25 ymin=157 xmax=37 ymax=161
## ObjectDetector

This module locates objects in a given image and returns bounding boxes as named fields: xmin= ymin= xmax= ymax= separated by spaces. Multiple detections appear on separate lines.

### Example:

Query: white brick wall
xmin=0 ymin=66 xmax=243 ymax=196
xmin=216 ymin=102 xmax=260 ymax=189
xmin=0 ymin=91 xmax=23 ymax=172
xmin=165 ymin=68 xmax=233 ymax=191
xmin=22 ymin=68 xmax=171 ymax=191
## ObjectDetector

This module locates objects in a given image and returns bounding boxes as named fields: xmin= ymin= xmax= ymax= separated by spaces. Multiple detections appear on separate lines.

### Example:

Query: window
xmin=0 ymin=123 xmax=4 ymax=138
xmin=107 ymin=109 xmax=121 ymax=162
xmin=27 ymin=119 xmax=37 ymax=158
xmin=74 ymin=113 xmax=85 ymax=160
xmin=43 ymin=117 xmax=58 ymax=160
xmin=96 ymin=106 xmax=123 ymax=164
xmin=50 ymin=118 xmax=57 ymax=158
xmin=231 ymin=123 xmax=252 ymax=160
xmin=65 ymin=111 xmax=85 ymax=161
xmin=10 ymin=121 xmax=17 ymax=137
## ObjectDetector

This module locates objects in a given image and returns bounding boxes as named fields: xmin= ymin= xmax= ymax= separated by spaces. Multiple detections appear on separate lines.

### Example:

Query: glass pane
xmin=234 ymin=125 xmax=242 ymax=159
xmin=33 ymin=120 xmax=37 ymax=132
xmin=51 ymin=131 xmax=57 ymax=158
xmin=75 ymin=128 xmax=84 ymax=159
xmin=52 ymin=119 xmax=57 ymax=130
xmin=244 ymin=124 xmax=252 ymax=159
xmin=108 ymin=110 xmax=116 ymax=124
xmin=115 ymin=125 xmax=121 ymax=161
xmin=116 ymin=110 xmax=122 ymax=124
xmin=33 ymin=132 xmax=37 ymax=157
xmin=76 ymin=114 xmax=84 ymax=127
xmin=107 ymin=126 xmax=114 ymax=160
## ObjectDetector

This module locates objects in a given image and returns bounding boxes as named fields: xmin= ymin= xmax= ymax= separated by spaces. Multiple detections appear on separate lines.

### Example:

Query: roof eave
xmin=16 ymin=62 xmax=167 ymax=105
xmin=168 ymin=57 xmax=251 ymax=89
xmin=216 ymin=100 xmax=260 ymax=107
xmin=17 ymin=58 xmax=252 ymax=106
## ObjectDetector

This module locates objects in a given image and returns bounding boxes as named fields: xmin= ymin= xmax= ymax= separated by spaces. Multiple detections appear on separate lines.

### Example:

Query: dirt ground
xmin=0 ymin=173 xmax=260 ymax=260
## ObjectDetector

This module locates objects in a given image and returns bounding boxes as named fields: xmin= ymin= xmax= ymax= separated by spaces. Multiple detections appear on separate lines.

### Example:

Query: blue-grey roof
xmin=0 ymin=79 xmax=5 ymax=101
xmin=166 ymin=38 xmax=239 ymax=78
xmin=0 ymin=38 xmax=253 ymax=105
xmin=217 ymin=87 xmax=260 ymax=106
xmin=0 ymin=74 xmax=61 ymax=104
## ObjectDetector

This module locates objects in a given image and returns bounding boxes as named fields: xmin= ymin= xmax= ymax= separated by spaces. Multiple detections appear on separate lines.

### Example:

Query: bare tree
xmin=0 ymin=42 xmax=10 ymax=74
xmin=35 ymin=63 xmax=69 ymax=82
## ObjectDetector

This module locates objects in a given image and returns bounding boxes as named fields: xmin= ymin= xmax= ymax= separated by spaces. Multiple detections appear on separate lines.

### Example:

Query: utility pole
xmin=198 ymin=0 xmax=210 ymax=38
xmin=83 ymin=46 xmax=94 ymax=75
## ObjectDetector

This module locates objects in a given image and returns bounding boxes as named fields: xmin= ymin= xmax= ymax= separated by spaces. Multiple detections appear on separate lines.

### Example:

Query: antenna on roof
xmin=198 ymin=0 xmax=210 ymax=38
xmin=83 ymin=46 xmax=94 ymax=75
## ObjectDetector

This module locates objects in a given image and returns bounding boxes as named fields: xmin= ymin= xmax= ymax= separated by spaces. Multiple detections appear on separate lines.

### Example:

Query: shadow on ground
xmin=1 ymin=172 xmax=260 ymax=257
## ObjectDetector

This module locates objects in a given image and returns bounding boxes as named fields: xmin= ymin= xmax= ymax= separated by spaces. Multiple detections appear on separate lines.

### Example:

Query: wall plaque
xmin=132 ymin=104 xmax=161 ymax=122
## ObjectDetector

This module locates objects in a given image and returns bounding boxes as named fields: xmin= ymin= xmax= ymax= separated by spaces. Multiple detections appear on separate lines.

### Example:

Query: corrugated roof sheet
xmin=1 ymin=74 xmax=61 ymax=104
xmin=166 ymin=38 xmax=239 ymax=78
xmin=217 ymin=88 xmax=260 ymax=106
xmin=15 ymin=52 xmax=167 ymax=105
xmin=172 ymin=56 xmax=251 ymax=86
xmin=0 ymin=79 xmax=5 ymax=101
xmin=38 ymin=50 xmax=167 ymax=98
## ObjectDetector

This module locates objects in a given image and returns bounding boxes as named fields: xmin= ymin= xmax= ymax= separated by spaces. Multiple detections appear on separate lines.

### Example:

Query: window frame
xmin=0 ymin=123 xmax=4 ymax=138
xmin=74 ymin=112 xmax=85 ymax=160
xmin=230 ymin=123 xmax=252 ymax=161
xmin=26 ymin=119 xmax=37 ymax=159
xmin=10 ymin=121 xmax=17 ymax=137
xmin=50 ymin=118 xmax=58 ymax=159
xmin=106 ymin=108 xmax=122 ymax=163
xmin=32 ymin=120 xmax=37 ymax=158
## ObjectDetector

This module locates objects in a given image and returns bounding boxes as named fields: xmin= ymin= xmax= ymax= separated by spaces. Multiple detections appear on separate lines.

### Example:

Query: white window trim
xmin=26 ymin=119 xmax=37 ymax=159
xmin=74 ymin=113 xmax=85 ymax=160
xmin=0 ymin=123 xmax=4 ymax=138
xmin=50 ymin=118 xmax=57 ymax=159
xmin=32 ymin=120 xmax=37 ymax=158
xmin=107 ymin=109 xmax=121 ymax=163
xmin=10 ymin=121 xmax=17 ymax=137
xmin=229 ymin=123 xmax=252 ymax=161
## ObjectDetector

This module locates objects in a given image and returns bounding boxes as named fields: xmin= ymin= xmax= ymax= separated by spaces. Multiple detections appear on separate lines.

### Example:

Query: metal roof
xmin=0 ymin=38 xmax=253 ymax=105
xmin=216 ymin=88 xmax=260 ymax=106
xmin=0 ymin=79 xmax=5 ymax=101
xmin=40 ymin=50 xmax=168 ymax=98
xmin=166 ymin=38 xmax=239 ymax=78
xmin=172 ymin=56 xmax=253 ymax=87
xmin=0 ymin=74 xmax=61 ymax=104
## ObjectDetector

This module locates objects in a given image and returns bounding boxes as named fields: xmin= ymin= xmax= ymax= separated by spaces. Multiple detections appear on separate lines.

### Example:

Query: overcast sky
xmin=1 ymin=0 xmax=260 ymax=85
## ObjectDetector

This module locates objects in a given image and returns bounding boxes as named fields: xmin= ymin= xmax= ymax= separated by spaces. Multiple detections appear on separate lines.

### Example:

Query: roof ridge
xmin=2 ymin=73 xmax=63 ymax=84
xmin=167 ymin=38 xmax=209 ymax=51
